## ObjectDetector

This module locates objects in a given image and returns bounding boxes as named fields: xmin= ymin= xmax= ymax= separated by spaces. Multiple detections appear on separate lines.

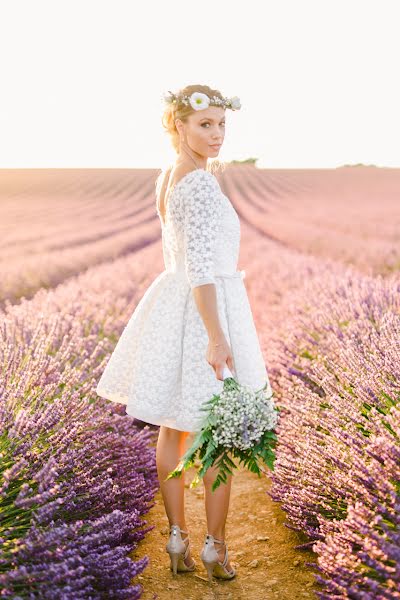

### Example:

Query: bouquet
xmin=166 ymin=366 xmax=280 ymax=492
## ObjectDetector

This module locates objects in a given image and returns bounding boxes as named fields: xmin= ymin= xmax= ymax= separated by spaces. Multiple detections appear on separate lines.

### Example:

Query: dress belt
xmin=165 ymin=269 xmax=246 ymax=280
xmin=215 ymin=269 xmax=246 ymax=280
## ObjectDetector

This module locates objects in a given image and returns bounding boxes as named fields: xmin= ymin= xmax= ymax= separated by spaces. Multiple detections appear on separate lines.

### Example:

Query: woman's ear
xmin=175 ymin=118 xmax=182 ymax=135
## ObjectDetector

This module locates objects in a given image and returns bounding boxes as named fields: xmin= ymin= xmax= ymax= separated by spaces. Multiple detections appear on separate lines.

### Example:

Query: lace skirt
xmin=95 ymin=269 xmax=272 ymax=432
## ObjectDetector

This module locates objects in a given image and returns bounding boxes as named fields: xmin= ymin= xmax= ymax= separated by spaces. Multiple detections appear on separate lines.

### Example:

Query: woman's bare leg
xmin=156 ymin=425 xmax=194 ymax=566
xmin=203 ymin=457 xmax=233 ymax=570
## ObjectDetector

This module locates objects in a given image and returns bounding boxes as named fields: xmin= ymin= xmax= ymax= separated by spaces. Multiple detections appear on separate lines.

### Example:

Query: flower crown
xmin=162 ymin=90 xmax=241 ymax=111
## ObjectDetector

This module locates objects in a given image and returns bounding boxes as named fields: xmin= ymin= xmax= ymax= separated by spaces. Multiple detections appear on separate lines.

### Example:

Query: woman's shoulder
xmin=178 ymin=169 xmax=224 ymax=225
xmin=176 ymin=168 xmax=220 ymax=196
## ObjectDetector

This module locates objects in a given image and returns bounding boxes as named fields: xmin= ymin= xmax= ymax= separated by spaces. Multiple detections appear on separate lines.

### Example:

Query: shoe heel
xmin=169 ymin=551 xmax=181 ymax=576
xmin=166 ymin=524 xmax=195 ymax=574
xmin=202 ymin=559 xmax=216 ymax=582
xmin=201 ymin=533 xmax=236 ymax=581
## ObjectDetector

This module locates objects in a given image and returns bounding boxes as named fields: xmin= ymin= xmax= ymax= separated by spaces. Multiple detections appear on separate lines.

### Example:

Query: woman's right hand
xmin=206 ymin=334 xmax=236 ymax=381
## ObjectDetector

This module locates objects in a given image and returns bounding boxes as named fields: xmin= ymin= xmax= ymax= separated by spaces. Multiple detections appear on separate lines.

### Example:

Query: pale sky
xmin=0 ymin=0 xmax=398 ymax=169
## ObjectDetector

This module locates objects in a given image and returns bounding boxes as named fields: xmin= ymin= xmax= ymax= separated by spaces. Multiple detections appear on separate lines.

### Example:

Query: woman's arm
xmin=192 ymin=283 xmax=224 ymax=342
xmin=192 ymin=284 xmax=235 ymax=381
xmin=182 ymin=171 xmax=235 ymax=380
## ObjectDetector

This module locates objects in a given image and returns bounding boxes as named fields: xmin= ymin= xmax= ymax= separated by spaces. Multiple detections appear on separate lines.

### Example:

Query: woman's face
xmin=177 ymin=106 xmax=226 ymax=158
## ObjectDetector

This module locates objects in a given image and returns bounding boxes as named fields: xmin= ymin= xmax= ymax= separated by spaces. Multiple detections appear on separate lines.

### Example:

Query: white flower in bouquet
xmin=212 ymin=384 xmax=278 ymax=451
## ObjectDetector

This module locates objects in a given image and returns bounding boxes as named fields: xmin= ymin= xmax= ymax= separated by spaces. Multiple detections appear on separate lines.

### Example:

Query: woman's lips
xmin=210 ymin=144 xmax=221 ymax=149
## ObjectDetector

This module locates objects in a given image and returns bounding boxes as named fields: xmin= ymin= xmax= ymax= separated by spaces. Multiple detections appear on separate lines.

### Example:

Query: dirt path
xmin=131 ymin=436 xmax=323 ymax=599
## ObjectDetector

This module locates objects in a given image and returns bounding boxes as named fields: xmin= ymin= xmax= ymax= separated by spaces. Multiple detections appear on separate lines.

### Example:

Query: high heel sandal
xmin=200 ymin=533 xmax=236 ymax=582
xmin=165 ymin=524 xmax=196 ymax=575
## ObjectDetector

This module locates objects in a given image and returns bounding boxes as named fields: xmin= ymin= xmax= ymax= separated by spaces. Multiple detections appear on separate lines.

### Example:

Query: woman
xmin=96 ymin=84 xmax=272 ymax=581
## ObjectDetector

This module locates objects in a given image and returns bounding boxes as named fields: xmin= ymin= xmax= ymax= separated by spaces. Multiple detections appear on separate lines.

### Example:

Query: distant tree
xmin=228 ymin=157 xmax=259 ymax=166
xmin=340 ymin=163 xmax=378 ymax=167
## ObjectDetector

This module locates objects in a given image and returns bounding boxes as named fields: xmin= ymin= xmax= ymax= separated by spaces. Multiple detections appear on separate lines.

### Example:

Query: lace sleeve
xmin=182 ymin=170 xmax=223 ymax=290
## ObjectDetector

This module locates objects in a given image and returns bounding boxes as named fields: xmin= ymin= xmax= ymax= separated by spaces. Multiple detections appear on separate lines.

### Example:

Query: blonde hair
xmin=155 ymin=84 xmax=227 ymax=210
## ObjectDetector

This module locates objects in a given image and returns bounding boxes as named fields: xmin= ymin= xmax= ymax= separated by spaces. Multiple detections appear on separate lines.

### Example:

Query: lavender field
xmin=1 ymin=165 xmax=399 ymax=599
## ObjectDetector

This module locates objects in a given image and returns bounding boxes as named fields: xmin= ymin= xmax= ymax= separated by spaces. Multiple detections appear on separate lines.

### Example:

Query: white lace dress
xmin=95 ymin=168 xmax=272 ymax=432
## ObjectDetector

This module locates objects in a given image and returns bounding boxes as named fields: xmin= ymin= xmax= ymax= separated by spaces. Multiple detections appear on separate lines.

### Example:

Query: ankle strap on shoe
xmin=205 ymin=534 xmax=229 ymax=568
xmin=170 ymin=524 xmax=189 ymax=535
xmin=206 ymin=533 xmax=225 ymax=545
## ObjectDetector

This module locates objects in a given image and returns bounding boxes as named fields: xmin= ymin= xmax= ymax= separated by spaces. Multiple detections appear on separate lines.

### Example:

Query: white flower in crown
xmin=229 ymin=96 xmax=241 ymax=110
xmin=189 ymin=92 xmax=210 ymax=111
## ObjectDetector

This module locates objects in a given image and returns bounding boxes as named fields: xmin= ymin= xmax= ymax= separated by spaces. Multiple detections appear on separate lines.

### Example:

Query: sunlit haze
xmin=0 ymin=0 xmax=398 ymax=168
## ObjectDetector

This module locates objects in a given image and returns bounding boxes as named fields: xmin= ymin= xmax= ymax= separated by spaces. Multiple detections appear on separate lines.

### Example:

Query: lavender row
xmin=267 ymin=266 xmax=400 ymax=599
xmin=0 ymin=246 xmax=165 ymax=598
xmin=223 ymin=166 xmax=400 ymax=277
xmin=0 ymin=169 xmax=159 ymax=306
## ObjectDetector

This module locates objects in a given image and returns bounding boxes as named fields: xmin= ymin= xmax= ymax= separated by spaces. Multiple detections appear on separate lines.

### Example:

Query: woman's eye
xmin=201 ymin=123 xmax=226 ymax=127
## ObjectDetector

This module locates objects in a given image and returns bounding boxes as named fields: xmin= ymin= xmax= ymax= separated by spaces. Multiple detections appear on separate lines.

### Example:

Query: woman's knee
xmin=159 ymin=425 xmax=189 ymax=440
xmin=203 ymin=453 xmax=233 ymax=480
